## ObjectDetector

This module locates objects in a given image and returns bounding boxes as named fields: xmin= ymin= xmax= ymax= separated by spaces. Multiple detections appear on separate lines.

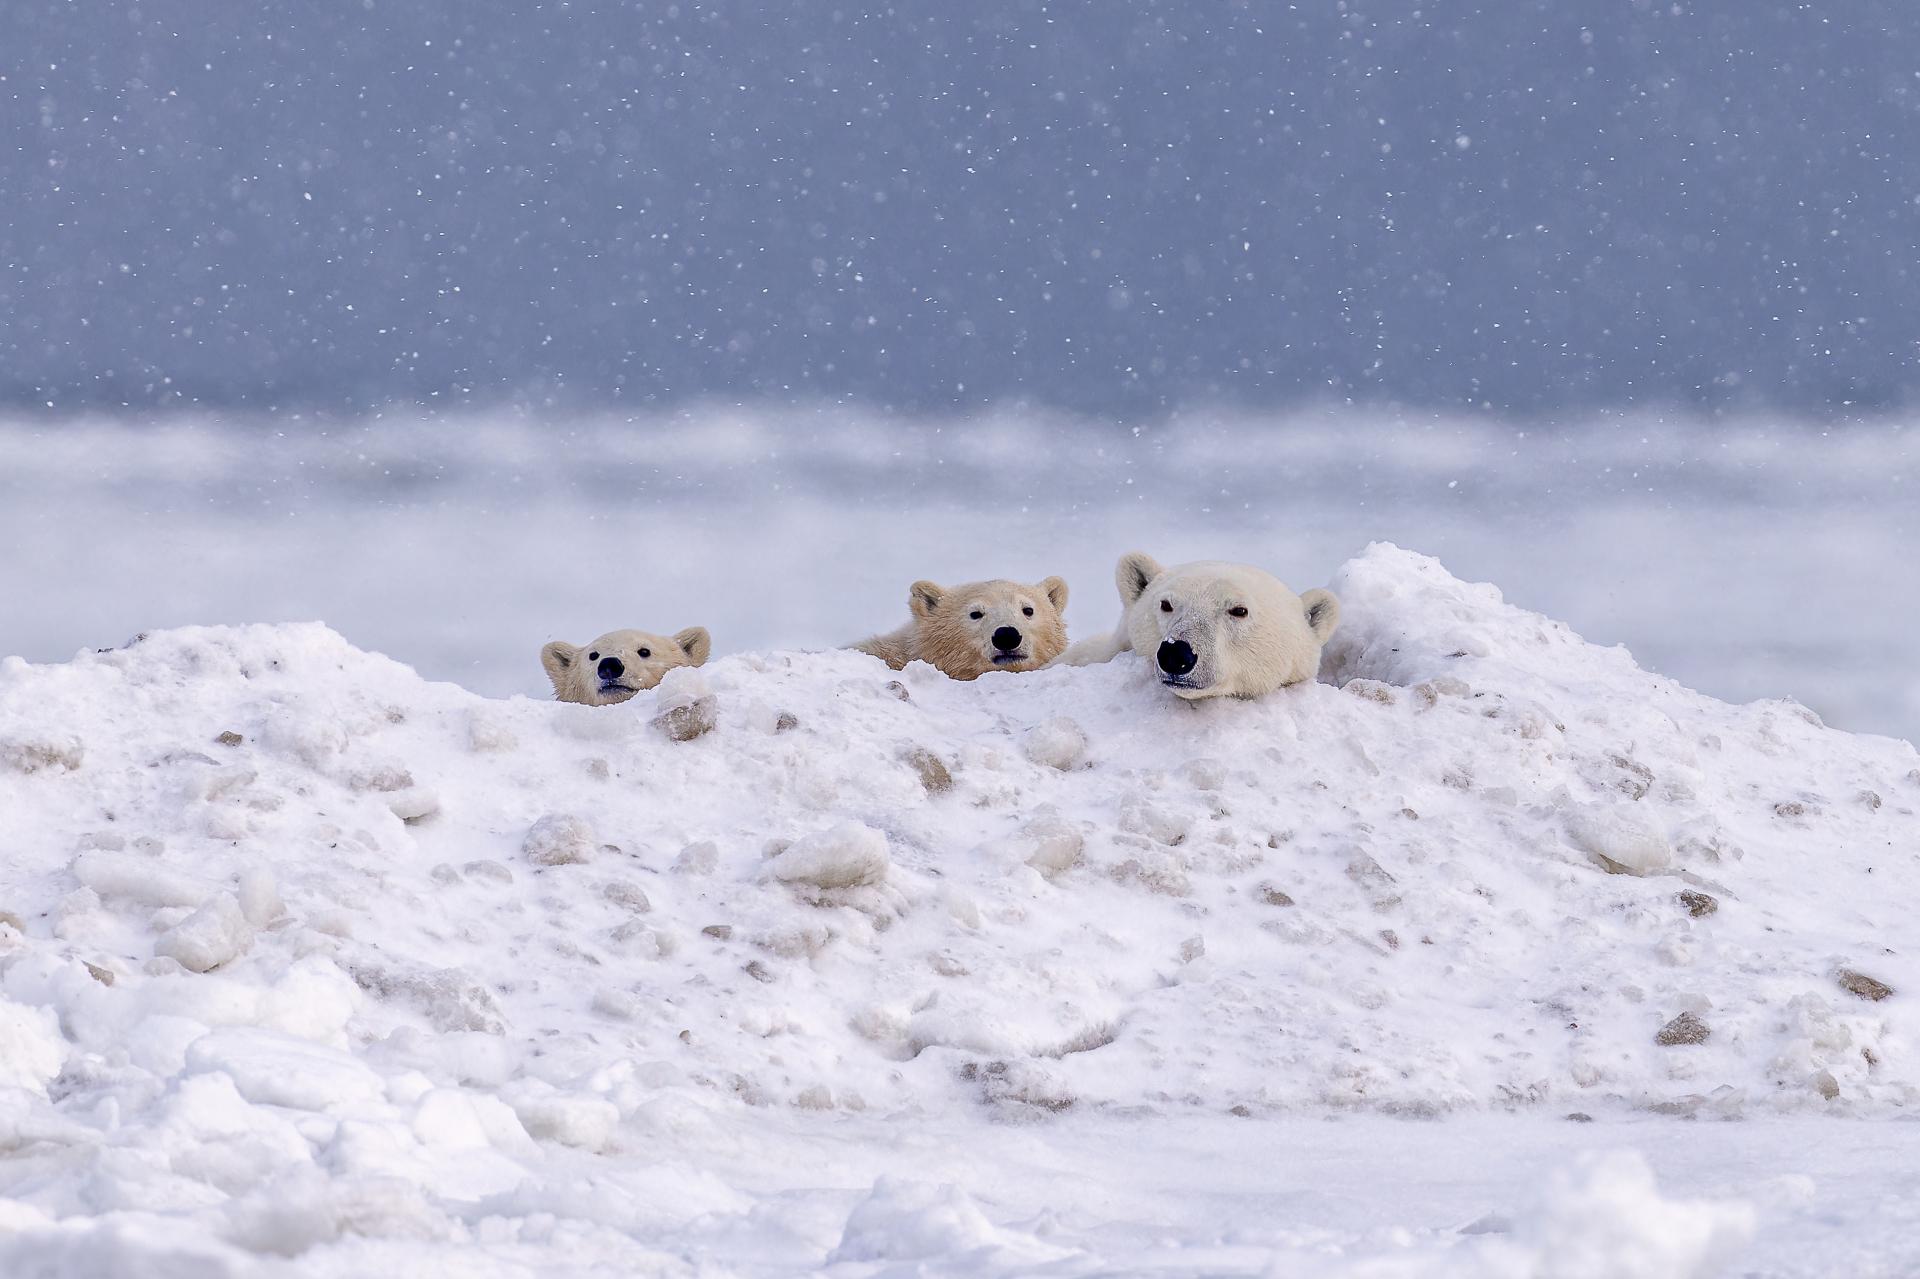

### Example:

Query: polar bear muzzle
xmin=1157 ymin=639 xmax=1198 ymax=678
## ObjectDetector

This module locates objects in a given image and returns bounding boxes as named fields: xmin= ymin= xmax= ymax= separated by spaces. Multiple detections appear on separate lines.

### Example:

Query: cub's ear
xmin=674 ymin=626 xmax=713 ymax=666
xmin=1301 ymin=589 xmax=1341 ymax=642
xmin=1040 ymin=575 xmax=1069 ymax=612
xmin=1114 ymin=552 xmax=1164 ymax=606
xmin=540 ymin=641 xmax=580 ymax=690
xmin=909 ymin=580 xmax=945 ymax=618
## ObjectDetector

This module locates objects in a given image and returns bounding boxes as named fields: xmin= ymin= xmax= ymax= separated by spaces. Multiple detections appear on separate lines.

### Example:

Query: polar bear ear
xmin=1114 ymin=552 xmax=1164 ymax=606
xmin=1301 ymin=589 xmax=1341 ymax=643
xmin=540 ymin=641 xmax=580 ymax=690
xmin=910 ymin=580 xmax=945 ymax=618
xmin=1040 ymin=575 xmax=1069 ymax=612
xmin=674 ymin=626 xmax=712 ymax=666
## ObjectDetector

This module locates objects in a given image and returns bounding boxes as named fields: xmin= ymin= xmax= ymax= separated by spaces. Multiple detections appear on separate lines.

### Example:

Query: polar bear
xmin=1054 ymin=552 xmax=1339 ymax=700
xmin=853 ymin=576 xmax=1070 ymax=680
xmin=541 ymin=627 xmax=712 ymax=705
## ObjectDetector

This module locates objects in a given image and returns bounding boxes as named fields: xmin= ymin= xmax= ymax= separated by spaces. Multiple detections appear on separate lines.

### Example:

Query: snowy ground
xmin=1 ymin=541 xmax=1916 ymax=1275
xmin=1 ymin=410 xmax=1915 ymax=741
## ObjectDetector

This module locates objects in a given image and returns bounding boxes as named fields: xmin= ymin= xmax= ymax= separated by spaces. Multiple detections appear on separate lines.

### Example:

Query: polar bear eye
xmin=588 ymin=651 xmax=600 ymax=661
xmin=1022 ymin=606 xmax=1034 ymax=617
xmin=638 ymin=648 xmax=651 ymax=659
xmin=969 ymin=611 xmax=984 ymax=620
xmin=1228 ymin=606 xmax=1249 ymax=618
xmin=1160 ymin=600 xmax=1172 ymax=613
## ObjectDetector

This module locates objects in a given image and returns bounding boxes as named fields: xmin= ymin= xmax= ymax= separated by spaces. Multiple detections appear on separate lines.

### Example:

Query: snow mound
xmin=0 ymin=545 xmax=1915 ymax=1269
xmin=1347 ymin=1151 xmax=1754 ymax=1279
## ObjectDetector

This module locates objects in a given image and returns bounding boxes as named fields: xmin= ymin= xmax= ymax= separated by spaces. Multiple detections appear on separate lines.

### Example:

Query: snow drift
xmin=0 ymin=543 xmax=1913 ymax=1273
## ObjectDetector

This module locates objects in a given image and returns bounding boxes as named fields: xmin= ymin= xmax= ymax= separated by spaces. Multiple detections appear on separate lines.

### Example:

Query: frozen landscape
xmin=2 ymin=538 xmax=1916 ymax=1275
xmin=7 ymin=0 xmax=1918 ymax=1270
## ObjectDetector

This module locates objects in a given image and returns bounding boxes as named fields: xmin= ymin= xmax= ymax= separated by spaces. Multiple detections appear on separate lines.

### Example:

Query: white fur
xmin=1053 ymin=552 xmax=1340 ymax=700
xmin=542 ymin=627 xmax=711 ymax=706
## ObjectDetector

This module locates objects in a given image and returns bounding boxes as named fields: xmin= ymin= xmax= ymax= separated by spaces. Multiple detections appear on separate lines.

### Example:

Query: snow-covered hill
xmin=1 ymin=544 xmax=1915 ymax=1275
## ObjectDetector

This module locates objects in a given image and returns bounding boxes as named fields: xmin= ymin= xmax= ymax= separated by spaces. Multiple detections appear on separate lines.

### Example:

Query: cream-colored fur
xmin=541 ymin=627 xmax=712 ymax=705
xmin=1053 ymin=552 xmax=1338 ymax=700
xmin=853 ymin=577 xmax=1069 ymax=680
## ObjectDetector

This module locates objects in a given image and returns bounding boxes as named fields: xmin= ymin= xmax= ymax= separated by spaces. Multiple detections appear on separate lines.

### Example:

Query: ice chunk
xmin=1015 ymin=816 xmax=1083 ymax=879
xmin=504 ymin=1085 xmax=620 ymax=1150
xmin=653 ymin=695 xmax=719 ymax=742
xmin=673 ymin=841 xmax=719 ymax=875
xmin=1023 ymin=717 xmax=1088 ymax=771
xmin=523 ymin=814 xmax=595 ymax=866
xmin=384 ymin=788 xmax=441 ymax=824
xmin=71 ymin=851 xmax=210 ymax=909
xmin=237 ymin=867 xmax=282 ymax=926
xmin=830 ymin=1177 xmax=1003 ymax=1264
xmin=184 ymin=1027 xmax=385 ymax=1110
xmin=466 ymin=707 xmax=519 ymax=753
xmin=1507 ymin=1151 xmax=1754 ymax=1277
xmin=412 ymin=1088 xmax=537 ymax=1157
xmin=1566 ymin=804 xmax=1672 ymax=876
xmin=154 ymin=894 xmax=253 ymax=973
xmin=768 ymin=823 xmax=890 ymax=890
xmin=0 ymin=998 xmax=65 ymax=1095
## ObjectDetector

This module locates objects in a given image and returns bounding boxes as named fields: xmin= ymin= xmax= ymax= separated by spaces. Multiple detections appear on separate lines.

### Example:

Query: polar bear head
xmin=1115 ymin=553 xmax=1339 ymax=700
xmin=541 ymin=627 xmax=712 ymax=705
xmin=910 ymin=576 xmax=1070 ymax=679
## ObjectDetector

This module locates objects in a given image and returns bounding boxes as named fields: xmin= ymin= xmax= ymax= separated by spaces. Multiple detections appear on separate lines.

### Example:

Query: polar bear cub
xmin=541 ymin=627 xmax=712 ymax=705
xmin=1054 ymin=552 xmax=1339 ymax=700
xmin=854 ymin=576 xmax=1069 ymax=680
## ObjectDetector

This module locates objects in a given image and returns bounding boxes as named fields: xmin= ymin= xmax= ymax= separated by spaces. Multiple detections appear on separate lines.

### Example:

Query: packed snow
xmin=1 ymin=544 xmax=1917 ymax=1275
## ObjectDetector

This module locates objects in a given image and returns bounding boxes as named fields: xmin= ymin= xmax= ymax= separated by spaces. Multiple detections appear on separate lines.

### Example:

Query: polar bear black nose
xmin=597 ymin=655 xmax=625 ymax=680
xmin=991 ymin=626 xmax=1023 ymax=652
xmin=1157 ymin=639 xmax=1197 ymax=676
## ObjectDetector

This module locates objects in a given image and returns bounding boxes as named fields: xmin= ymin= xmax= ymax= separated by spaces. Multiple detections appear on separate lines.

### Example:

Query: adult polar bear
xmin=1055 ymin=552 xmax=1340 ymax=699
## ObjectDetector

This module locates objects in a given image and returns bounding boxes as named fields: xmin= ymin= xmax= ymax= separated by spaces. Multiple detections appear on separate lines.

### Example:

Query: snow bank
xmin=0 ymin=543 xmax=1914 ymax=1271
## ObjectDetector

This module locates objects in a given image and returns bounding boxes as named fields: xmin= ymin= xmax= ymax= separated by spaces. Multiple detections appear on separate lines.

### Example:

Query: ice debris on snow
xmin=154 ymin=893 xmax=253 ymax=972
xmin=1566 ymin=803 xmax=1673 ymax=876
xmin=1475 ymin=1151 xmax=1755 ymax=1279
xmin=768 ymin=822 xmax=891 ymax=890
xmin=523 ymin=813 xmax=596 ymax=866
xmin=1023 ymin=716 xmax=1088 ymax=770
xmin=0 ymin=999 xmax=65 ymax=1094
xmin=830 ymin=1176 xmax=1063 ymax=1265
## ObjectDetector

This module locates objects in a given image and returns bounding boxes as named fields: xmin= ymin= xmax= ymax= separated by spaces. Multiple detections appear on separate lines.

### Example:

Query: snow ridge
xmin=0 ymin=544 xmax=1913 ymax=1272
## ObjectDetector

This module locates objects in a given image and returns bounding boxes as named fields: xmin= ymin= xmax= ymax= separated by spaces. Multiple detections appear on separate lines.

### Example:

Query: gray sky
xmin=6 ymin=1 xmax=1914 ymax=417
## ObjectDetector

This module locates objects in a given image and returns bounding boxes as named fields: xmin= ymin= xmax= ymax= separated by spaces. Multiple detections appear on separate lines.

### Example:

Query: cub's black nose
xmin=597 ymin=655 xmax=626 ymax=680
xmin=1157 ymin=639 xmax=1197 ymax=676
xmin=991 ymin=626 xmax=1023 ymax=652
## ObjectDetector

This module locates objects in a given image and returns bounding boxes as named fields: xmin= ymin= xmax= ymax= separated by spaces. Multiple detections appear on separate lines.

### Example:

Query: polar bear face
xmin=910 ymin=577 xmax=1070 ymax=679
xmin=1116 ymin=553 xmax=1339 ymax=700
xmin=541 ymin=627 xmax=712 ymax=706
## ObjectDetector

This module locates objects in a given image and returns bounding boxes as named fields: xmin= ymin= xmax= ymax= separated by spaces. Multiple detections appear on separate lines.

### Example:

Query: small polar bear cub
xmin=854 ymin=576 xmax=1070 ymax=680
xmin=1055 ymin=552 xmax=1340 ymax=700
xmin=541 ymin=627 xmax=712 ymax=705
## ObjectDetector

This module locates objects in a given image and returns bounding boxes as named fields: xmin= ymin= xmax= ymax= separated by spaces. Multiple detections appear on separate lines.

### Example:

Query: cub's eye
xmin=588 ymin=652 xmax=600 ymax=661
xmin=638 ymin=648 xmax=651 ymax=659
xmin=969 ymin=611 xmax=984 ymax=620
xmin=1022 ymin=606 xmax=1034 ymax=617
xmin=1160 ymin=600 xmax=1173 ymax=613
xmin=1228 ymin=606 xmax=1249 ymax=618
